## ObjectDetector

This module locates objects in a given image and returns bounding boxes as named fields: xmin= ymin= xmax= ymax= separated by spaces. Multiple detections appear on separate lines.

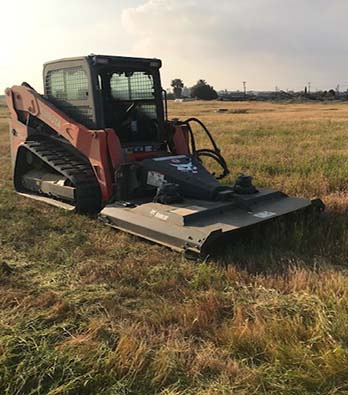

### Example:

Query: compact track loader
xmin=5 ymin=55 xmax=323 ymax=254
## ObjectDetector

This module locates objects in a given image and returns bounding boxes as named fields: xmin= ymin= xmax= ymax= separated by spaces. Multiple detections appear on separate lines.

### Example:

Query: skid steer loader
xmin=5 ymin=55 xmax=323 ymax=254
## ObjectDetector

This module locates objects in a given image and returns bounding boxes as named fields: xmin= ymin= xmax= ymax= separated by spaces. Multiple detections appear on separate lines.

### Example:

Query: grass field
xmin=1 ymin=99 xmax=348 ymax=394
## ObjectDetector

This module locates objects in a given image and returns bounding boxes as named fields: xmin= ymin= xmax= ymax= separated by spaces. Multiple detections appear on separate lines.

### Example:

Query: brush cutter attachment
xmin=100 ymin=187 xmax=317 ymax=255
xmin=100 ymin=153 xmax=321 ymax=254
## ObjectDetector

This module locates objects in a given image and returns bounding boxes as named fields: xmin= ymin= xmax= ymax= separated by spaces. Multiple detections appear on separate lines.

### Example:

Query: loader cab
xmin=43 ymin=55 xmax=166 ymax=148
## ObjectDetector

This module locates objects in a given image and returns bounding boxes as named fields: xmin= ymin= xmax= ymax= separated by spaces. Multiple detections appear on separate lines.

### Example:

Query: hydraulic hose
xmin=180 ymin=117 xmax=230 ymax=180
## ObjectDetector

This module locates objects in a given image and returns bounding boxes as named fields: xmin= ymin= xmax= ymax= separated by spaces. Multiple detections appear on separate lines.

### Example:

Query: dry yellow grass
xmin=1 ymin=100 xmax=348 ymax=394
xmin=170 ymin=100 xmax=348 ymax=199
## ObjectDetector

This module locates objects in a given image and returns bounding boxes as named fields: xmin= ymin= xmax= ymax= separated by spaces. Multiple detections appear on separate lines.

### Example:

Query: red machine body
xmin=5 ymin=83 xmax=189 ymax=205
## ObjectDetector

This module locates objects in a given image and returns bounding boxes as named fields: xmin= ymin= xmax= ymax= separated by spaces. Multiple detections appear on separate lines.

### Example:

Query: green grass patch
xmin=2 ymin=101 xmax=348 ymax=394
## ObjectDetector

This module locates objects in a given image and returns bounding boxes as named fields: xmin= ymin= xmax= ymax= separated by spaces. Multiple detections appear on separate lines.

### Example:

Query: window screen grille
xmin=110 ymin=72 xmax=155 ymax=101
xmin=45 ymin=67 xmax=94 ymax=128
xmin=46 ymin=67 xmax=89 ymax=101
xmin=137 ymin=104 xmax=157 ymax=119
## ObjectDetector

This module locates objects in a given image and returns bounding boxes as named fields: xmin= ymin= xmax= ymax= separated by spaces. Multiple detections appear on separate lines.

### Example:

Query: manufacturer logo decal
xmin=41 ymin=108 xmax=61 ymax=129
xmin=170 ymin=160 xmax=198 ymax=174
xmin=150 ymin=209 xmax=169 ymax=221
xmin=253 ymin=211 xmax=276 ymax=219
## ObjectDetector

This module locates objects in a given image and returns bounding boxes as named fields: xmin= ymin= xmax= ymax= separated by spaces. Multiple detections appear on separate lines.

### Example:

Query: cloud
xmin=2 ymin=0 xmax=347 ymax=92
xmin=0 ymin=0 xmax=134 ymax=92
xmin=122 ymin=0 xmax=348 ymax=90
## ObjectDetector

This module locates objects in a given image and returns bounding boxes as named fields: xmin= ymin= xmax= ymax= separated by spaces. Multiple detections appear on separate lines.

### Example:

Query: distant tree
xmin=191 ymin=79 xmax=218 ymax=100
xmin=171 ymin=79 xmax=184 ymax=99
xmin=182 ymin=86 xmax=191 ymax=98
xmin=166 ymin=92 xmax=175 ymax=100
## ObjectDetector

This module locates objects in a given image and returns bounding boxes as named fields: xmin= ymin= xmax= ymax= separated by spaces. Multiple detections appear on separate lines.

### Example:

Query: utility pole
xmin=308 ymin=82 xmax=311 ymax=94
xmin=242 ymin=81 xmax=247 ymax=98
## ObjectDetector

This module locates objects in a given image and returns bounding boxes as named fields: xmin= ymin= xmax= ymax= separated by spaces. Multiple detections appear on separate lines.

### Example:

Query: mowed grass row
xmin=1 ymin=100 xmax=348 ymax=394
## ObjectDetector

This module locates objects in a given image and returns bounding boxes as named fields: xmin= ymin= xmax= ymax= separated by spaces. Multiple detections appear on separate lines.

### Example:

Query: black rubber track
xmin=16 ymin=139 xmax=102 ymax=213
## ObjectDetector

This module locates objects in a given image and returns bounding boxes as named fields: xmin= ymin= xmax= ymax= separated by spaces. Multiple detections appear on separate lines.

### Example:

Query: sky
xmin=1 ymin=0 xmax=348 ymax=93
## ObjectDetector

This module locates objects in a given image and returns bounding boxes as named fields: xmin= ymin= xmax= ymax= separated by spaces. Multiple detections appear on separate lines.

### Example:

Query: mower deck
xmin=100 ymin=188 xmax=314 ymax=254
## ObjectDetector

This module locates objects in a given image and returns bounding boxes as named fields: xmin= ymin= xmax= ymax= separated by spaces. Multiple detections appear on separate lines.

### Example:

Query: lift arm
xmin=5 ymin=85 xmax=122 ymax=202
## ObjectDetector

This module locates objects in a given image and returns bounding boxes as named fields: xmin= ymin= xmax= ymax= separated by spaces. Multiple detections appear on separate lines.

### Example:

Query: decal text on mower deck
xmin=253 ymin=211 xmax=276 ymax=219
xmin=150 ymin=209 xmax=169 ymax=221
